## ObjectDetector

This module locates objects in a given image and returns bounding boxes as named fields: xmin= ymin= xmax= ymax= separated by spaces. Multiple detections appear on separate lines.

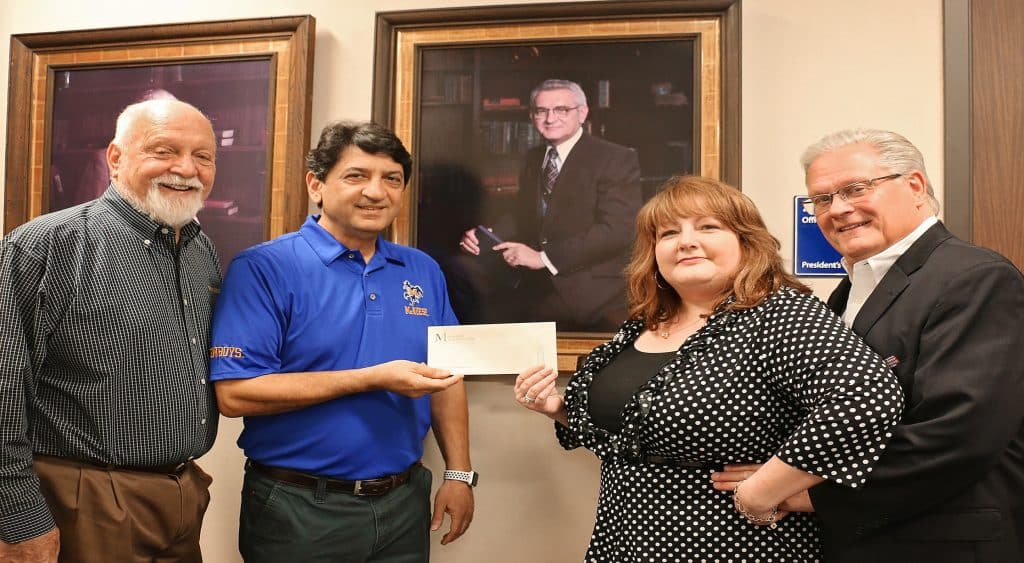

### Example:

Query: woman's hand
xmin=711 ymin=463 xmax=815 ymax=512
xmin=778 ymin=490 xmax=813 ymax=512
xmin=711 ymin=463 xmax=762 ymax=492
xmin=514 ymin=365 xmax=567 ymax=425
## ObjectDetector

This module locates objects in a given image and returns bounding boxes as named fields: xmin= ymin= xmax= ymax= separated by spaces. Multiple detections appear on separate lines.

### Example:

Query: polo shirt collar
xmin=300 ymin=215 xmax=406 ymax=267
xmin=101 ymin=183 xmax=202 ymax=242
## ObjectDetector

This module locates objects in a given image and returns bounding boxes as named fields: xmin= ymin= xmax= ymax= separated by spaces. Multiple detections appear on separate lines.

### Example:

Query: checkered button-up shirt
xmin=0 ymin=186 xmax=221 ymax=543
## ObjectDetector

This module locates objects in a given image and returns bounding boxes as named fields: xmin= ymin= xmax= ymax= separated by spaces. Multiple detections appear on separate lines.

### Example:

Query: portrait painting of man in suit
xmin=408 ymin=40 xmax=700 ymax=335
xmin=457 ymin=79 xmax=642 ymax=332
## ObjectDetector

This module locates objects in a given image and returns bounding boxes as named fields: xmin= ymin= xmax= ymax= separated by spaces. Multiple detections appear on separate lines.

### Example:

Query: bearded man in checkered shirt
xmin=0 ymin=98 xmax=221 ymax=562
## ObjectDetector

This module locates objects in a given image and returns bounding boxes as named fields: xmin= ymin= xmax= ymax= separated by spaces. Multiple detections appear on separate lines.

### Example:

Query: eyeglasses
xmin=530 ymin=106 xmax=579 ymax=119
xmin=802 ymin=173 xmax=903 ymax=215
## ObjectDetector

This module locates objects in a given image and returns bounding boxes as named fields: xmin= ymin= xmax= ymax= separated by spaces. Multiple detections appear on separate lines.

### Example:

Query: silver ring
xmin=523 ymin=395 xmax=536 ymax=404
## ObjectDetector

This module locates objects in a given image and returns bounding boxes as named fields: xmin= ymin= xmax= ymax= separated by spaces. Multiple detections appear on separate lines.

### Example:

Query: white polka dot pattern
xmin=556 ymin=288 xmax=904 ymax=561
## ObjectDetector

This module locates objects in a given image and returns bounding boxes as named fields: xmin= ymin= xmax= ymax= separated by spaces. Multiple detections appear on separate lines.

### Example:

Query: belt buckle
xmin=352 ymin=480 xmax=365 ymax=496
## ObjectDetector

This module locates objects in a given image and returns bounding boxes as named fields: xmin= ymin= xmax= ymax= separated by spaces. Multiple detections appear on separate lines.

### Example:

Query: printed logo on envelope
xmin=402 ymin=280 xmax=429 ymax=316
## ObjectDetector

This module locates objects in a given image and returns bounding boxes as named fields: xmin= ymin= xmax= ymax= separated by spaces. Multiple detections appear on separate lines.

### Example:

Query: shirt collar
xmin=551 ymin=126 xmax=584 ymax=163
xmin=101 ymin=183 xmax=202 ymax=242
xmin=299 ymin=215 xmax=405 ymax=267
xmin=842 ymin=215 xmax=938 ymax=283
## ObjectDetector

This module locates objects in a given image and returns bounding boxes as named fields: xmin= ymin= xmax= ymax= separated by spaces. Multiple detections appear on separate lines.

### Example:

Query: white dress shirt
xmin=842 ymin=216 xmax=938 ymax=326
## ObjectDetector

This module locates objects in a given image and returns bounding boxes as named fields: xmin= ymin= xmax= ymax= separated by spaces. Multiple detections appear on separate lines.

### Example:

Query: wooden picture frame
xmin=4 ymin=15 xmax=316 ymax=267
xmin=373 ymin=1 xmax=740 ymax=370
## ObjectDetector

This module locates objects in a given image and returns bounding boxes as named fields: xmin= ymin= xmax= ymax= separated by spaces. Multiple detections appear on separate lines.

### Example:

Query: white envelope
xmin=427 ymin=322 xmax=558 ymax=375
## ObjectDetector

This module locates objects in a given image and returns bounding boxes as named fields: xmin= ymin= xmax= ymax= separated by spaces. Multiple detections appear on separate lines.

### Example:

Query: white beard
xmin=118 ymin=174 xmax=206 ymax=228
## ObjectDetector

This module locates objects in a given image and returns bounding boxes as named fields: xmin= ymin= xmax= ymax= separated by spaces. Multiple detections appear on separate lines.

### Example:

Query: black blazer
xmin=513 ymin=133 xmax=641 ymax=328
xmin=809 ymin=222 xmax=1024 ymax=562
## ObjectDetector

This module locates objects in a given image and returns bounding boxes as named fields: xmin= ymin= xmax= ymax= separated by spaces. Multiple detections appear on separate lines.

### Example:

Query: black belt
xmin=642 ymin=455 xmax=714 ymax=470
xmin=246 ymin=459 xmax=419 ymax=497
xmin=37 ymin=454 xmax=191 ymax=476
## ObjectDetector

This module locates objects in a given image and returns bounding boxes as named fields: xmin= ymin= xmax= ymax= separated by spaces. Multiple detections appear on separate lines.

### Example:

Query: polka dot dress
xmin=556 ymin=288 xmax=905 ymax=562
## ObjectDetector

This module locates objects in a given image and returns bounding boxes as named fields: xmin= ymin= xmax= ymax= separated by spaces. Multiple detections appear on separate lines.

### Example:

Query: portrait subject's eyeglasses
xmin=530 ymin=106 xmax=579 ymax=119
xmin=802 ymin=173 xmax=903 ymax=215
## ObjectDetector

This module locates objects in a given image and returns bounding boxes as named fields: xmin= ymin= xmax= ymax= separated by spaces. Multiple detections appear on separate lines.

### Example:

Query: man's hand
xmin=458 ymin=228 xmax=481 ymax=255
xmin=430 ymin=480 xmax=474 ymax=545
xmin=366 ymin=361 xmax=463 ymax=398
xmin=0 ymin=528 xmax=60 ymax=563
xmin=494 ymin=242 xmax=544 ymax=270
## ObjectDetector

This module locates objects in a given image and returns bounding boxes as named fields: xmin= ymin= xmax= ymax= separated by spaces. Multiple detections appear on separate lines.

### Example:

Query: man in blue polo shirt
xmin=210 ymin=121 xmax=475 ymax=562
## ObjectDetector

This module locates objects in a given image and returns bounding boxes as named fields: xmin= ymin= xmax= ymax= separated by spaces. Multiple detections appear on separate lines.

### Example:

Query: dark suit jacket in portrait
xmin=808 ymin=222 xmax=1024 ymax=562
xmin=511 ymin=133 xmax=641 ymax=332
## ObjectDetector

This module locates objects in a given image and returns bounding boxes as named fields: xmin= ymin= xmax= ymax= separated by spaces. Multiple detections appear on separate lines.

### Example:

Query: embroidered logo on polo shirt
xmin=402 ymin=280 xmax=429 ymax=316
xmin=209 ymin=346 xmax=244 ymax=359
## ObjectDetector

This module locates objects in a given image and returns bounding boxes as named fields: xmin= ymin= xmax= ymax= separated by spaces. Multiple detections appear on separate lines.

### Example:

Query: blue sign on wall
xmin=793 ymin=196 xmax=845 ymax=277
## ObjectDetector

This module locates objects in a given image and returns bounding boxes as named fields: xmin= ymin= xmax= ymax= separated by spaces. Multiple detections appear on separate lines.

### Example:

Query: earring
xmin=654 ymin=271 xmax=669 ymax=290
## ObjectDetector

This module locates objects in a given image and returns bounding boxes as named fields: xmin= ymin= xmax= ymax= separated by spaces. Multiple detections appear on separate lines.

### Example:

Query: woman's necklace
xmin=658 ymin=315 xmax=705 ymax=339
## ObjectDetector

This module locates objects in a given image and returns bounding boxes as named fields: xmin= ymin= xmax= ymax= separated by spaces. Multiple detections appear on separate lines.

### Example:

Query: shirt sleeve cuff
xmin=554 ymin=419 xmax=580 ymax=450
xmin=540 ymin=251 xmax=559 ymax=276
xmin=0 ymin=500 xmax=56 ymax=543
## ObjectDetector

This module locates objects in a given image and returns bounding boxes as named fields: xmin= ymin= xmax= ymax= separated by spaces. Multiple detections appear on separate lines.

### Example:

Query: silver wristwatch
xmin=443 ymin=469 xmax=479 ymax=487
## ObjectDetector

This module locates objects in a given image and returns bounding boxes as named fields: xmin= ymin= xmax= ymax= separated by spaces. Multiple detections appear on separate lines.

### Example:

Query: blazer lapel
xmin=851 ymin=222 xmax=954 ymax=335
xmin=828 ymin=278 xmax=852 ymax=316
xmin=851 ymin=268 xmax=909 ymax=336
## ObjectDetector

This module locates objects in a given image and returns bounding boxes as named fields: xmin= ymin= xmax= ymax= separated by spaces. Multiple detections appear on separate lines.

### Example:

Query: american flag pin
xmin=884 ymin=355 xmax=900 ymax=368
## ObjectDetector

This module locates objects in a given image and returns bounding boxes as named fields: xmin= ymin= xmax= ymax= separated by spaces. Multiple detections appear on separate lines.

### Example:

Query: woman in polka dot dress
xmin=515 ymin=176 xmax=904 ymax=562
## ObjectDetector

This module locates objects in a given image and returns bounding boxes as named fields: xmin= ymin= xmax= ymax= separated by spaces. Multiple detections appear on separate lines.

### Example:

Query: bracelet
xmin=733 ymin=481 xmax=779 ymax=529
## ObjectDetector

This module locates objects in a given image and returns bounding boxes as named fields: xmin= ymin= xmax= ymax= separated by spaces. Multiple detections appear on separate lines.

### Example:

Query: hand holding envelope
xmin=428 ymin=322 xmax=568 ymax=424
xmin=367 ymin=359 xmax=464 ymax=398
xmin=513 ymin=365 xmax=567 ymax=425
xmin=427 ymin=322 xmax=558 ymax=375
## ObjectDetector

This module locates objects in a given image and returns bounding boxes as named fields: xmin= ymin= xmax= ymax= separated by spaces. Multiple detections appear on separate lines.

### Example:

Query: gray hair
xmin=529 ymin=79 xmax=588 ymax=108
xmin=801 ymin=128 xmax=939 ymax=214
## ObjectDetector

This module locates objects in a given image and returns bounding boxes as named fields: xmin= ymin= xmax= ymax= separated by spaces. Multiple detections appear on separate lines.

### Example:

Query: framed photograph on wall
xmin=4 ymin=15 xmax=316 ymax=270
xmin=373 ymin=1 xmax=740 ymax=370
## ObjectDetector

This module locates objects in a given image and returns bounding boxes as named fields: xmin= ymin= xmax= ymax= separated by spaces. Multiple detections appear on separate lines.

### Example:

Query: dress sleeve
xmin=553 ymin=338 xmax=627 ymax=460
xmin=761 ymin=292 xmax=904 ymax=488
xmin=556 ymin=369 xmax=588 ymax=451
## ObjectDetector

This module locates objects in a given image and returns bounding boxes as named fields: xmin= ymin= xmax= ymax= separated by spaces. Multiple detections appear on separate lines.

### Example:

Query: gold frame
xmin=374 ymin=2 xmax=740 ymax=370
xmin=4 ymin=15 xmax=315 ymax=238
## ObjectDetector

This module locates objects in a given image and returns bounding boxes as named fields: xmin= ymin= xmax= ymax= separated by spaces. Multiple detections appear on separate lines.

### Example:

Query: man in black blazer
xmin=460 ymin=79 xmax=641 ymax=332
xmin=798 ymin=129 xmax=1024 ymax=561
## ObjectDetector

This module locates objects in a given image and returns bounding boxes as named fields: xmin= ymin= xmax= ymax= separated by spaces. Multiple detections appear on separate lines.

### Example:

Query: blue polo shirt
xmin=209 ymin=216 xmax=458 ymax=479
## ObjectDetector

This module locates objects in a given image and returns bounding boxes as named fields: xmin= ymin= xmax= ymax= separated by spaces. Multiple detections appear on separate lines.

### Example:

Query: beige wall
xmin=0 ymin=1 xmax=943 ymax=562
